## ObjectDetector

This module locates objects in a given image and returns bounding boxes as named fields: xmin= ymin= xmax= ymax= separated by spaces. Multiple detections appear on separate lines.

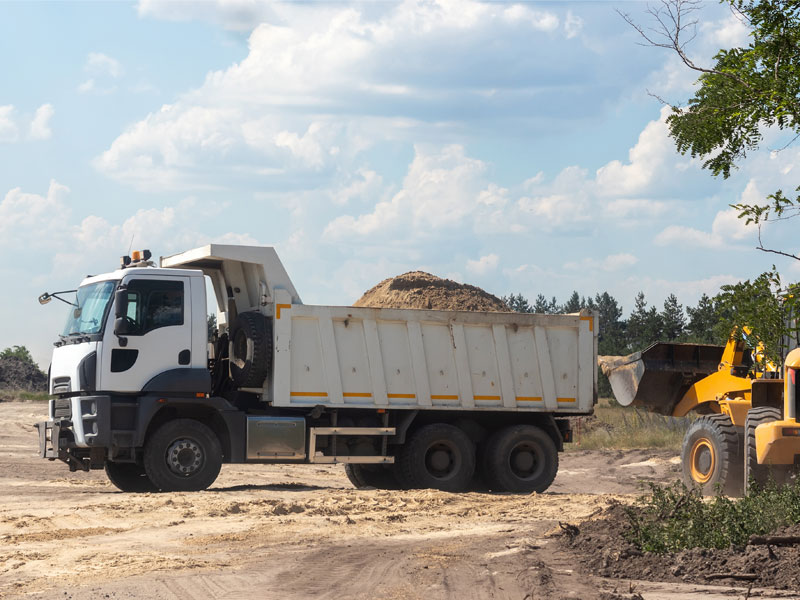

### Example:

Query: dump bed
xmin=271 ymin=289 xmax=597 ymax=414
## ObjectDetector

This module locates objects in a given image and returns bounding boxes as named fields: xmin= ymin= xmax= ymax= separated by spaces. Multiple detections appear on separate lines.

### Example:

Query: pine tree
xmin=661 ymin=294 xmax=686 ymax=341
xmin=562 ymin=291 xmax=582 ymax=314
xmin=502 ymin=293 xmax=533 ymax=313
xmin=686 ymin=294 xmax=722 ymax=344
xmin=627 ymin=292 xmax=663 ymax=352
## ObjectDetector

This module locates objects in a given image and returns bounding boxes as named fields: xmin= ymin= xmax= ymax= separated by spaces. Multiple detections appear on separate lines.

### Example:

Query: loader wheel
xmin=681 ymin=414 xmax=743 ymax=496
xmin=144 ymin=419 xmax=222 ymax=492
xmin=344 ymin=464 xmax=401 ymax=489
xmin=745 ymin=407 xmax=786 ymax=494
xmin=229 ymin=312 xmax=272 ymax=388
xmin=105 ymin=461 xmax=157 ymax=493
xmin=482 ymin=425 xmax=558 ymax=493
xmin=398 ymin=424 xmax=475 ymax=492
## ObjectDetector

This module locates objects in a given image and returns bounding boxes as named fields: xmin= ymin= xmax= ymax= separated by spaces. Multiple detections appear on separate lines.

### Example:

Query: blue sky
xmin=2 ymin=0 xmax=798 ymax=367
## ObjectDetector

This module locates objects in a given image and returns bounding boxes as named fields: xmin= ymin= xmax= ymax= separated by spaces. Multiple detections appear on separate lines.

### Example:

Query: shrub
xmin=625 ymin=480 xmax=800 ymax=553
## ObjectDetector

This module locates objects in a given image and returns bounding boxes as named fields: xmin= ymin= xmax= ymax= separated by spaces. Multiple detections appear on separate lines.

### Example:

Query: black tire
xmin=745 ymin=406 xmax=784 ymax=494
xmin=482 ymin=425 xmax=558 ymax=493
xmin=229 ymin=312 xmax=272 ymax=388
xmin=681 ymin=414 xmax=744 ymax=496
xmin=344 ymin=464 xmax=402 ymax=489
xmin=144 ymin=419 xmax=222 ymax=492
xmin=398 ymin=424 xmax=475 ymax=492
xmin=105 ymin=461 xmax=157 ymax=493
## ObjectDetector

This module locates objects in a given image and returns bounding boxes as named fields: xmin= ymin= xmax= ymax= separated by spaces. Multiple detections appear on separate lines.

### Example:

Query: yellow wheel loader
xmin=601 ymin=336 xmax=799 ymax=496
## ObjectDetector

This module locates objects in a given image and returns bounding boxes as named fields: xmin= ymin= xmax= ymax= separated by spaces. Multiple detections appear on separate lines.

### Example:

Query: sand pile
xmin=0 ymin=357 xmax=47 ymax=392
xmin=354 ymin=271 xmax=508 ymax=312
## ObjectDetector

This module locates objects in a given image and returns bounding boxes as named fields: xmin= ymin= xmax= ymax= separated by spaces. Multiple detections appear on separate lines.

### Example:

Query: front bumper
xmin=35 ymin=395 xmax=111 ymax=471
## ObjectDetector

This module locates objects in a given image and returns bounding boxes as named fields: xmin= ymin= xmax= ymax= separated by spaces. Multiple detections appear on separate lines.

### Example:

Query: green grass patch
xmin=0 ymin=389 xmax=50 ymax=402
xmin=568 ymin=398 xmax=690 ymax=451
xmin=625 ymin=480 xmax=800 ymax=552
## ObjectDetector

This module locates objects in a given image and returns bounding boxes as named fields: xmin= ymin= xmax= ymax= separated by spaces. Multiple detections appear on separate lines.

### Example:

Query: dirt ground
xmin=2 ymin=402 xmax=797 ymax=600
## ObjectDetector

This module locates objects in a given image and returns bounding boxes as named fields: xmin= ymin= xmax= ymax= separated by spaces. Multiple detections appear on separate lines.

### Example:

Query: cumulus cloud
xmin=466 ymin=253 xmax=499 ymax=275
xmin=99 ymin=1 xmax=609 ymax=190
xmin=0 ymin=105 xmax=18 ymax=142
xmin=564 ymin=253 xmax=639 ymax=272
xmin=29 ymin=104 xmax=54 ymax=140
xmin=0 ymin=180 xmax=69 ymax=241
xmin=79 ymin=52 xmax=123 ymax=94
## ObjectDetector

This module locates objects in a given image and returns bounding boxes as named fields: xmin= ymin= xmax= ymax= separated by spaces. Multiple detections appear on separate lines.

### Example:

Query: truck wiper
xmin=39 ymin=290 xmax=77 ymax=306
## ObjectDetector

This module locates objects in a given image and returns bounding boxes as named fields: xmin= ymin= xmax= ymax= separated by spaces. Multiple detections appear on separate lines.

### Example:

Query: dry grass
xmin=0 ymin=389 xmax=50 ymax=402
xmin=568 ymin=398 xmax=691 ymax=451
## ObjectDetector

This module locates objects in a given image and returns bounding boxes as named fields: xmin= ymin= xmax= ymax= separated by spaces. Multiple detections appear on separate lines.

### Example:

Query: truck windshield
xmin=62 ymin=280 xmax=116 ymax=336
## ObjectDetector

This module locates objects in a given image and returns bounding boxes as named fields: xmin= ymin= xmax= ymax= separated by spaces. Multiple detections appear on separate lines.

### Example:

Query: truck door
xmin=99 ymin=275 xmax=193 ymax=393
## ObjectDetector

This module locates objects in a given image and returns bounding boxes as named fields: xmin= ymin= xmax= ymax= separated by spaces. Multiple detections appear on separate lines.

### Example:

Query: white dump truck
xmin=36 ymin=244 xmax=597 ymax=493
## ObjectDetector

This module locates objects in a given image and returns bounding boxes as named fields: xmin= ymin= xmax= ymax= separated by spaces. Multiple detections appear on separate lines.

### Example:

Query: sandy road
xmin=1 ymin=402 xmax=794 ymax=600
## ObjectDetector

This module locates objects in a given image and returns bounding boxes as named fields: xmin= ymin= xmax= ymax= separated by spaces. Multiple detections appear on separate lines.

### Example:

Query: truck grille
xmin=53 ymin=397 xmax=71 ymax=419
xmin=52 ymin=377 xmax=71 ymax=394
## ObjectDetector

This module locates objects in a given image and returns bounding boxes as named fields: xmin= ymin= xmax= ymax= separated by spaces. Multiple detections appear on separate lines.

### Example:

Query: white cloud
xmin=324 ymin=144 xmax=490 ymax=239
xmin=466 ymin=253 xmax=499 ymax=275
xmin=564 ymin=253 xmax=639 ymax=272
xmin=595 ymin=106 xmax=674 ymax=197
xmin=655 ymin=204 xmax=755 ymax=249
xmin=564 ymin=10 xmax=583 ymax=39
xmin=29 ymin=104 xmax=54 ymax=140
xmin=100 ymin=1 xmax=600 ymax=190
xmin=86 ymin=52 xmax=123 ymax=78
xmin=0 ymin=105 xmax=18 ymax=142
xmin=0 ymin=180 xmax=69 ymax=241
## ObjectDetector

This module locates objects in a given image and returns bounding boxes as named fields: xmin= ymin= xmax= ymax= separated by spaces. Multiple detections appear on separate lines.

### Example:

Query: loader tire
xmin=398 ymin=424 xmax=475 ymax=492
xmin=681 ymin=414 xmax=743 ymax=496
xmin=344 ymin=464 xmax=401 ymax=489
xmin=482 ymin=425 xmax=558 ymax=493
xmin=745 ymin=407 xmax=786 ymax=494
xmin=230 ymin=312 xmax=272 ymax=388
xmin=144 ymin=419 xmax=222 ymax=492
xmin=105 ymin=461 xmax=157 ymax=493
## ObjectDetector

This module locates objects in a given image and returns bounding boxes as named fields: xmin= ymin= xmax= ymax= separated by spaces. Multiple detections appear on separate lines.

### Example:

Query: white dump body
xmin=271 ymin=289 xmax=597 ymax=414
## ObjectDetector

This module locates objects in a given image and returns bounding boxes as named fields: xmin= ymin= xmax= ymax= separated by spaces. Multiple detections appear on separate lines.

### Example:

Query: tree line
xmin=501 ymin=290 xmax=731 ymax=398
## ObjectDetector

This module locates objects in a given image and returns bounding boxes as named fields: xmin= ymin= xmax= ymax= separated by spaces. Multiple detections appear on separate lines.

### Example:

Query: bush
xmin=0 ymin=345 xmax=36 ymax=365
xmin=625 ymin=480 xmax=800 ymax=553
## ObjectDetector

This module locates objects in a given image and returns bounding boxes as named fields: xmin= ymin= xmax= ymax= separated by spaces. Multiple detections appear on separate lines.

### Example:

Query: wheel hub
xmin=509 ymin=443 xmax=539 ymax=479
xmin=690 ymin=438 xmax=715 ymax=484
xmin=167 ymin=438 xmax=203 ymax=476
xmin=425 ymin=443 xmax=460 ymax=479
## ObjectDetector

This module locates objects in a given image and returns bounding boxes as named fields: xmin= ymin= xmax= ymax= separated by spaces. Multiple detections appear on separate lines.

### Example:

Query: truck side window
xmin=124 ymin=280 xmax=184 ymax=335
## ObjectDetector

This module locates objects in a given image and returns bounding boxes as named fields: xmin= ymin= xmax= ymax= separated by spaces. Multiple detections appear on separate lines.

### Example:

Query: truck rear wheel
xmin=482 ymin=425 xmax=558 ymax=493
xmin=681 ymin=414 xmax=743 ymax=496
xmin=144 ymin=419 xmax=222 ymax=492
xmin=398 ymin=424 xmax=475 ymax=492
xmin=230 ymin=311 xmax=272 ymax=388
xmin=745 ymin=407 xmax=785 ymax=494
xmin=344 ymin=464 xmax=401 ymax=489
xmin=105 ymin=461 xmax=157 ymax=493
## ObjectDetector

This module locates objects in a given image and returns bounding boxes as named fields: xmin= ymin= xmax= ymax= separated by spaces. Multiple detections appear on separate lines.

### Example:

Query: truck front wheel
xmin=144 ymin=419 xmax=222 ymax=492
xmin=105 ymin=461 xmax=157 ymax=493
xmin=482 ymin=425 xmax=558 ymax=493
xmin=398 ymin=424 xmax=475 ymax=492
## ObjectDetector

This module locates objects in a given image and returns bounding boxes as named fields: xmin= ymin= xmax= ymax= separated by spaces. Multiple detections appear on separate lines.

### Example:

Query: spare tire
xmin=229 ymin=311 xmax=272 ymax=388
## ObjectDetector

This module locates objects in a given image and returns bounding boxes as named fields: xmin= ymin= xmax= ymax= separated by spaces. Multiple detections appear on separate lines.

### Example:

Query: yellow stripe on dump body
xmin=342 ymin=392 xmax=372 ymax=398
xmin=276 ymin=303 xmax=292 ymax=319
xmin=474 ymin=395 xmax=501 ymax=401
xmin=579 ymin=316 xmax=594 ymax=331
xmin=431 ymin=394 xmax=459 ymax=400
xmin=516 ymin=396 xmax=543 ymax=402
xmin=557 ymin=397 xmax=576 ymax=403
xmin=387 ymin=393 xmax=416 ymax=399
xmin=290 ymin=391 xmax=328 ymax=397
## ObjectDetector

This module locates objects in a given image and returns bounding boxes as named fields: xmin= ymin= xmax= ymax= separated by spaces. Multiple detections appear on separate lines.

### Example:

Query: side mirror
xmin=114 ymin=289 xmax=128 ymax=319
xmin=114 ymin=316 xmax=130 ymax=336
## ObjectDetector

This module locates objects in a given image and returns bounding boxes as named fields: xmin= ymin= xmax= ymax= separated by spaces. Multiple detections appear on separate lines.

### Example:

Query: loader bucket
xmin=599 ymin=342 xmax=725 ymax=416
